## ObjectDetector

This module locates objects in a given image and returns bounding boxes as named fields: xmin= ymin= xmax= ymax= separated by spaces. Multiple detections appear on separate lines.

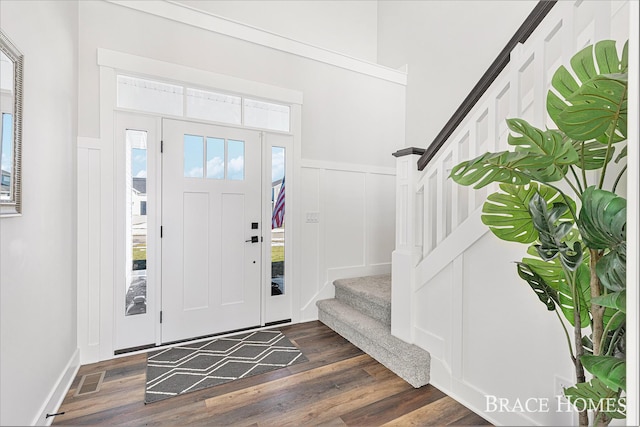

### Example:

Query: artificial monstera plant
xmin=451 ymin=40 xmax=628 ymax=427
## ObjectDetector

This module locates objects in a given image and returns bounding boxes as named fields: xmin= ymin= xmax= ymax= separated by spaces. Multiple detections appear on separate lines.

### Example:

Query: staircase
xmin=316 ymin=274 xmax=430 ymax=388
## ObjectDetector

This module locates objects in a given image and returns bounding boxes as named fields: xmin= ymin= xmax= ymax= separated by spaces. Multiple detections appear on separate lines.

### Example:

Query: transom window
xmin=117 ymin=75 xmax=290 ymax=132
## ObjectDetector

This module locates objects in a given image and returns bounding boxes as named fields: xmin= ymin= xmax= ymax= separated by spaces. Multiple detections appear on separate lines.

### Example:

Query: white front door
xmin=161 ymin=119 xmax=262 ymax=343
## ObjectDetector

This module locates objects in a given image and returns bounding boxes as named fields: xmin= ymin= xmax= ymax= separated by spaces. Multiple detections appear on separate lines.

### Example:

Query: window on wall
xmin=118 ymin=75 xmax=183 ymax=117
xmin=271 ymin=146 xmax=285 ymax=296
xmin=244 ymin=99 xmax=290 ymax=132
xmin=117 ymin=75 xmax=290 ymax=132
xmin=126 ymin=129 xmax=148 ymax=316
xmin=183 ymin=134 xmax=245 ymax=181
xmin=186 ymin=88 xmax=241 ymax=125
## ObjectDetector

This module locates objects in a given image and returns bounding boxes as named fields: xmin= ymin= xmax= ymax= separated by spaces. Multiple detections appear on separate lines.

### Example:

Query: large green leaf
xmin=595 ymin=40 xmax=629 ymax=74
xmin=547 ymin=40 xmax=628 ymax=143
xmin=573 ymin=139 xmax=615 ymax=170
xmin=516 ymin=262 xmax=558 ymax=311
xmin=506 ymin=118 xmax=578 ymax=182
xmin=578 ymin=187 xmax=627 ymax=292
xmin=557 ymin=75 xmax=627 ymax=142
xmin=450 ymin=151 xmax=553 ymax=189
xmin=592 ymin=290 xmax=626 ymax=314
xmin=529 ymin=193 xmax=583 ymax=271
xmin=523 ymin=247 xmax=591 ymax=328
xmin=578 ymin=187 xmax=626 ymax=249
xmin=481 ymin=183 xmax=569 ymax=243
xmin=581 ymin=355 xmax=626 ymax=392
xmin=564 ymin=378 xmax=625 ymax=419
xmin=597 ymin=249 xmax=626 ymax=292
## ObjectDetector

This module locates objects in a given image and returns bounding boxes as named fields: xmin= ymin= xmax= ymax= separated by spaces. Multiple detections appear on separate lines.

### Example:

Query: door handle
xmin=245 ymin=236 xmax=259 ymax=243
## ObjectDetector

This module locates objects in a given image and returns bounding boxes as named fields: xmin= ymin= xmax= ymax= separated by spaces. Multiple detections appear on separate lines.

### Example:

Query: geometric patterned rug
xmin=145 ymin=330 xmax=307 ymax=403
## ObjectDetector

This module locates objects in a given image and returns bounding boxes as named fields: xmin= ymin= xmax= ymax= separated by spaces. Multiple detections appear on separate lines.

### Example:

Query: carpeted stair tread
xmin=316 ymin=298 xmax=430 ymax=388
xmin=333 ymin=274 xmax=391 ymax=326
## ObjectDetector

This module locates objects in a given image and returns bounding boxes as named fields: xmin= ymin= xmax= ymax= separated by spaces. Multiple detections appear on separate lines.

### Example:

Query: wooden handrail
xmin=416 ymin=0 xmax=557 ymax=171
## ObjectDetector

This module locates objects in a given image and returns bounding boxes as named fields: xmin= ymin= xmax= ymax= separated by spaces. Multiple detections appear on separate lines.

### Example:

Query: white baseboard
xmin=34 ymin=348 xmax=80 ymax=426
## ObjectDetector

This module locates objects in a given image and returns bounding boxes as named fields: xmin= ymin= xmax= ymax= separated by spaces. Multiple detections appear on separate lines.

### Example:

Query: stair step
xmin=316 ymin=298 xmax=430 ymax=388
xmin=333 ymin=274 xmax=391 ymax=327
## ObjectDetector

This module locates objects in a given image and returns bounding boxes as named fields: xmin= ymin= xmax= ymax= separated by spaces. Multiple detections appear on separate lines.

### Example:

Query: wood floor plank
xmin=381 ymin=395 xmax=481 ymax=426
xmin=53 ymin=321 xmax=490 ymax=426
xmin=340 ymin=384 xmax=447 ymax=426
xmin=203 ymin=354 xmax=372 ymax=413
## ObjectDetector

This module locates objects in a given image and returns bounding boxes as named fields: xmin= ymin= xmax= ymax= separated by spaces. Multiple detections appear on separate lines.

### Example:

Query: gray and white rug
xmin=145 ymin=330 xmax=306 ymax=403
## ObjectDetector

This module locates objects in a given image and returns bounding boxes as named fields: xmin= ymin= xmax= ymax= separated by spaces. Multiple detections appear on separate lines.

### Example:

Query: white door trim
xmin=97 ymin=48 xmax=303 ymax=105
xmin=85 ymin=53 xmax=302 ymax=362
xmin=113 ymin=112 xmax=162 ymax=351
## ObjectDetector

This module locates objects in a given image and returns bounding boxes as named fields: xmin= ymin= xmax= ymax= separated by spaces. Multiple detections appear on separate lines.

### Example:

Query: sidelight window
xmin=125 ymin=129 xmax=148 ymax=316
xmin=271 ymin=146 xmax=286 ymax=296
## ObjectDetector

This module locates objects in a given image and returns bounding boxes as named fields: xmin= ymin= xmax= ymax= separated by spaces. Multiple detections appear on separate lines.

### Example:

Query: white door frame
xmin=113 ymin=111 xmax=162 ymax=351
xmin=90 ymin=52 xmax=302 ymax=361
xmin=262 ymin=132 xmax=295 ymax=325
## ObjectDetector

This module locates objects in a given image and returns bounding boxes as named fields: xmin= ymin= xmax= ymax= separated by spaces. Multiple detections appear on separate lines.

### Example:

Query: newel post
xmin=391 ymin=148 xmax=425 ymax=344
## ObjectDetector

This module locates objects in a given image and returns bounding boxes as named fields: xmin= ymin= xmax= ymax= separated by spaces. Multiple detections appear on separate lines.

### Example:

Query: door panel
xmin=162 ymin=119 xmax=262 ymax=343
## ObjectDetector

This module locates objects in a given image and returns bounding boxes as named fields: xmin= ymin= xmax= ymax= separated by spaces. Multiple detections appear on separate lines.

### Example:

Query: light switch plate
xmin=306 ymin=212 xmax=320 ymax=223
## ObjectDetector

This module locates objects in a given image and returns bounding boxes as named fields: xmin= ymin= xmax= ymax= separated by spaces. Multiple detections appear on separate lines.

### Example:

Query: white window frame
xmin=117 ymin=73 xmax=292 ymax=133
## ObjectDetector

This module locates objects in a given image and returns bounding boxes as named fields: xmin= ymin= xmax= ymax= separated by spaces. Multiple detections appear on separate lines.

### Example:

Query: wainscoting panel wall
xmin=393 ymin=1 xmax=630 ymax=425
xmin=77 ymin=138 xmax=106 ymax=364
xmin=299 ymin=161 xmax=396 ymax=321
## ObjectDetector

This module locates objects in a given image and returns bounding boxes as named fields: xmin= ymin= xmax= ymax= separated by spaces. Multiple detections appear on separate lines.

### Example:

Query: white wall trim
xmin=105 ymin=0 xmax=407 ymax=86
xmin=426 ymin=371 xmax=541 ymax=427
xmin=415 ymin=210 xmax=488 ymax=288
xmin=626 ymin=1 xmax=639 ymax=423
xmin=34 ymin=348 xmax=80 ymax=426
xmin=414 ymin=326 xmax=446 ymax=363
xmin=301 ymin=159 xmax=395 ymax=176
xmin=97 ymin=48 xmax=303 ymax=105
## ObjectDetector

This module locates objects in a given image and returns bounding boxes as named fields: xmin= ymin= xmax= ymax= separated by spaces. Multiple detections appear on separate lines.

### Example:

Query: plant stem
xmin=605 ymin=320 xmax=625 ymax=356
xmin=563 ymin=173 xmax=582 ymax=197
xmin=580 ymin=141 xmax=588 ymax=189
xmin=564 ymin=268 xmax=589 ymax=426
xmin=612 ymin=164 xmax=627 ymax=193
xmin=590 ymin=249 xmax=605 ymax=356
xmin=554 ymin=307 xmax=576 ymax=361
xmin=598 ymin=130 xmax=617 ymax=189
xmin=569 ymin=166 xmax=584 ymax=195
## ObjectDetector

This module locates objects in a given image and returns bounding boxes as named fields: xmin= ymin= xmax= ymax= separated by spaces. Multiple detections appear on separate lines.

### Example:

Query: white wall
xmin=175 ymin=0 xmax=379 ymax=63
xmin=0 ymin=1 xmax=79 ymax=425
xmin=76 ymin=0 xmax=404 ymax=359
xmin=78 ymin=2 xmax=404 ymax=168
xmin=377 ymin=0 xmax=536 ymax=148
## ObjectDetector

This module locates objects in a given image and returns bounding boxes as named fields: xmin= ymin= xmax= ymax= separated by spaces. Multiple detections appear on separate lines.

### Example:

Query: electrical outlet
xmin=555 ymin=375 xmax=578 ymax=426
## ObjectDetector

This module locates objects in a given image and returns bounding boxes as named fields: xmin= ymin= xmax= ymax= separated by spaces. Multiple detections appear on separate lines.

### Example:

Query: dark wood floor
xmin=53 ymin=321 xmax=490 ymax=426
